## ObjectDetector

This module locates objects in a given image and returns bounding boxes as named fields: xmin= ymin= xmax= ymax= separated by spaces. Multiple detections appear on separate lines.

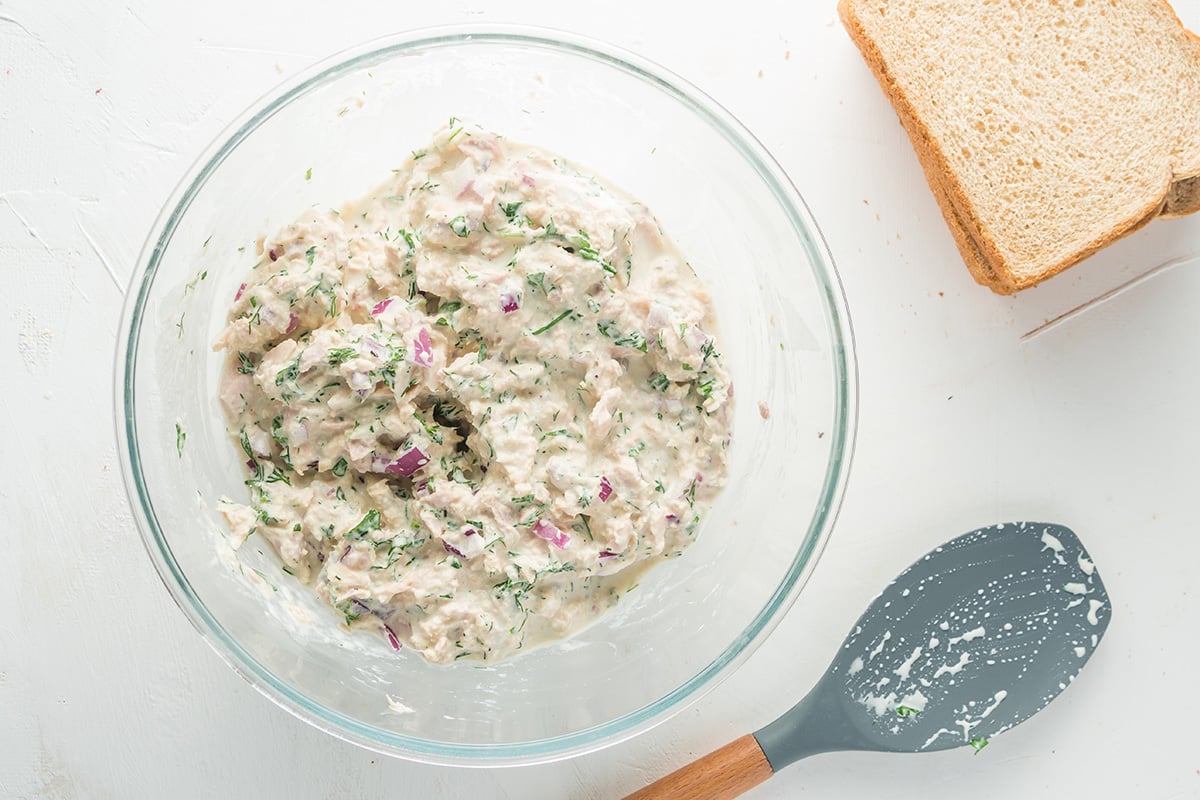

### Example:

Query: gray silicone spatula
xmin=625 ymin=521 xmax=1110 ymax=800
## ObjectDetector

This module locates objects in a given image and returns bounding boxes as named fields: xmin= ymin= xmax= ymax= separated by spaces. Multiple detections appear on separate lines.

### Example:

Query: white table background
xmin=5 ymin=1 xmax=1200 ymax=797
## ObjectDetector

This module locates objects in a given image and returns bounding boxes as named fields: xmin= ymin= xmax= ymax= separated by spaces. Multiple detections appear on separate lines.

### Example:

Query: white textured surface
xmin=4 ymin=1 xmax=1200 ymax=797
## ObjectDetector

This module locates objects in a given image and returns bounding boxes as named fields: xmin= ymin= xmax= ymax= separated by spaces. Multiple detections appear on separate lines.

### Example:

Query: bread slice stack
xmin=839 ymin=0 xmax=1200 ymax=294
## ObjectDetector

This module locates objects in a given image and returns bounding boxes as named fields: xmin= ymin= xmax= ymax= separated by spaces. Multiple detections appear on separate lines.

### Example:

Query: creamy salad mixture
xmin=214 ymin=122 xmax=732 ymax=663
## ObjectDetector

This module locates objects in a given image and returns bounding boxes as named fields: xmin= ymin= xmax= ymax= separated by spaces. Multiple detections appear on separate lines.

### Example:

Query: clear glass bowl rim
xmin=114 ymin=23 xmax=859 ymax=767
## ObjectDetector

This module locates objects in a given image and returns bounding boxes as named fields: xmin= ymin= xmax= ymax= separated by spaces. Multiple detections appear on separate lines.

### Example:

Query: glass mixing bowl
xmin=115 ymin=25 xmax=856 ymax=766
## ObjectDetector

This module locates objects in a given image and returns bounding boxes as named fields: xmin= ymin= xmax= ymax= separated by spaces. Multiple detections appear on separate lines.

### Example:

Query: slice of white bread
xmin=838 ymin=0 xmax=1200 ymax=294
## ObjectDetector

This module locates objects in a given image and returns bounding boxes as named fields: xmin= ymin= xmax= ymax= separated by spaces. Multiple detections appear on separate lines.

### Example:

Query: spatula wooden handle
xmin=623 ymin=734 xmax=775 ymax=800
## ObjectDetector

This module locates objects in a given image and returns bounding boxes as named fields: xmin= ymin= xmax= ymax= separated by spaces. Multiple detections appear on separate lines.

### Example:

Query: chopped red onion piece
xmin=384 ymin=447 xmax=429 ymax=477
xmin=234 ymin=283 xmax=246 ymax=301
xmin=371 ymin=298 xmax=393 ymax=316
xmin=463 ymin=528 xmax=477 ymax=537
xmin=363 ymin=337 xmax=388 ymax=359
xmin=598 ymin=476 xmax=613 ymax=503
xmin=599 ymin=549 xmax=619 ymax=560
xmin=665 ymin=514 xmax=679 ymax=523
xmin=442 ymin=539 xmax=465 ymax=558
xmin=339 ymin=545 xmax=351 ymax=562
xmin=268 ymin=248 xmax=278 ymax=262
xmin=352 ymin=599 xmax=372 ymax=615
xmin=285 ymin=313 xmax=299 ymax=334
xmin=501 ymin=292 xmax=520 ymax=314
xmin=384 ymin=624 xmax=401 ymax=651
xmin=411 ymin=328 xmax=434 ymax=367
xmin=533 ymin=519 xmax=571 ymax=550
xmin=646 ymin=302 xmax=672 ymax=330
xmin=522 ymin=174 xmax=535 ymax=187
xmin=245 ymin=458 xmax=256 ymax=471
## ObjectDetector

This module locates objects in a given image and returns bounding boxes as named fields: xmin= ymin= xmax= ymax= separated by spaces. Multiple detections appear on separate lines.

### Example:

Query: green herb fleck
xmin=526 ymin=272 xmax=550 ymax=296
xmin=568 ymin=231 xmax=615 ymax=275
xmin=344 ymin=509 xmax=382 ymax=541
xmin=896 ymin=706 xmax=920 ymax=718
xmin=251 ymin=568 xmax=278 ymax=592
xmin=397 ymin=228 xmax=417 ymax=254
xmin=596 ymin=320 xmax=647 ymax=351
xmin=236 ymin=352 xmax=255 ymax=374
xmin=305 ymin=167 xmax=312 ymax=181
xmin=331 ymin=457 xmax=348 ymax=477
xmin=969 ymin=737 xmax=988 ymax=754
xmin=449 ymin=215 xmax=470 ymax=237
xmin=540 ymin=428 xmax=581 ymax=442
xmin=275 ymin=357 xmax=300 ymax=386
xmin=648 ymin=372 xmax=670 ymax=392
xmin=414 ymin=411 xmax=444 ymax=444
xmin=531 ymin=309 xmax=573 ymax=335
xmin=265 ymin=469 xmax=291 ymax=486
xmin=269 ymin=416 xmax=293 ymax=470
xmin=339 ymin=602 xmax=361 ymax=625
xmin=175 ymin=423 xmax=186 ymax=457
xmin=239 ymin=428 xmax=255 ymax=461
xmin=305 ymin=246 xmax=316 ymax=266
xmin=615 ymin=330 xmax=647 ymax=352
xmin=327 ymin=347 xmax=357 ymax=366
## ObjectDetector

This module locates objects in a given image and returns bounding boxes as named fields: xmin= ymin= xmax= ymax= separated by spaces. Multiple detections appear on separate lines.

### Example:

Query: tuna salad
xmin=214 ymin=121 xmax=732 ymax=664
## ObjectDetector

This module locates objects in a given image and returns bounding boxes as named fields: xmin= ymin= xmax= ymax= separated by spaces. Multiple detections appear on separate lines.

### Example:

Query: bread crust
xmin=838 ymin=0 xmax=1200 ymax=294
xmin=1164 ymin=175 xmax=1200 ymax=217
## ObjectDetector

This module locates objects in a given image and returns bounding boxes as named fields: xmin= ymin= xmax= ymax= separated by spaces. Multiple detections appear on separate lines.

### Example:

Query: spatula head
xmin=828 ymin=522 xmax=1109 ymax=753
